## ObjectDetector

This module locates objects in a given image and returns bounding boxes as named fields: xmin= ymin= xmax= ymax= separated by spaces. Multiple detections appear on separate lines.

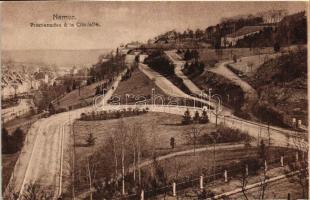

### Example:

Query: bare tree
xmin=129 ymin=125 xmax=138 ymax=184
xmin=291 ymin=136 xmax=309 ymax=198
xmin=109 ymin=134 xmax=119 ymax=188
xmin=129 ymin=123 xmax=144 ymax=187
xmin=183 ymin=126 xmax=203 ymax=155
xmin=254 ymin=165 xmax=268 ymax=200
xmin=247 ymin=61 xmax=254 ymax=73
xmin=238 ymin=167 xmax=249 ymax=200
xmin=116 ymin=120 xmax=129 ymax=196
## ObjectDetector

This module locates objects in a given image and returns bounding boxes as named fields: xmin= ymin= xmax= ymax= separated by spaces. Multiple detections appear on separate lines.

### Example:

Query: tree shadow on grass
xmin=74 ymin=143 xmax=89 ymax=147
xmin=161 ymin=123 xmax=187 ymax=126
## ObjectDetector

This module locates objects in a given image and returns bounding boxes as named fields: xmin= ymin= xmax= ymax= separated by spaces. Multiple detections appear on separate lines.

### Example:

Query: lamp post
xmin=208 ymin=88 xmax=212 ymax=120
xmin=152 ymin=88 xmax=155 ymax=106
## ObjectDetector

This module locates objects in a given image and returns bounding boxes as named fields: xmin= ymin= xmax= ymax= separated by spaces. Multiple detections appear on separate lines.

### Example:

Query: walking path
xmin=76 ymin=143 xmax=245 ymax=199
xmin=165 ymin=50 xmax=202 ymax=95
xmin=4 ymin=68 xmax=128 ymax=199
xmin=209 ymin=60 xmax=258 ymax=112
xmin=212 ymin=170 xmax=302 ymax=199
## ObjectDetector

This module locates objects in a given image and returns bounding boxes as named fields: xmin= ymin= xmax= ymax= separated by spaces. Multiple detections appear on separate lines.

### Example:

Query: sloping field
xmin=54 ymin=80 xmax=106 ymax=110
xmin=113 ymin=68 xmax=168 ymax=104
xmin=199 ymin=47 xmax=274 ymax=63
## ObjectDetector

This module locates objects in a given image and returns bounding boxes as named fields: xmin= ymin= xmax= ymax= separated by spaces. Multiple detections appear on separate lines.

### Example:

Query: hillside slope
xmin=250 ymin=49 xmax=307 ymax=127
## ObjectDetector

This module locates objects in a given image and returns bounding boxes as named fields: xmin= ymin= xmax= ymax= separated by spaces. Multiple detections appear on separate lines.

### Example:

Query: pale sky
xmin=1 ymin=1 xmax=307 ymax=50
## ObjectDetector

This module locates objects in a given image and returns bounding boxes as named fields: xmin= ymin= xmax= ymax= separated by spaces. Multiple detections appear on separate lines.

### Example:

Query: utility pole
xmin=213 ymin=138 xmax=216 ymax=185
xmin=268 ymin=121 xmax=270 ymax=146
xmin=87 ymin=156 xmax=93 ymax=200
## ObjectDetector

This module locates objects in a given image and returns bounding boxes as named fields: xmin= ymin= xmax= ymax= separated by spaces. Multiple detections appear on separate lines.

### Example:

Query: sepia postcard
xmin=1 ymin=1 xmax=308 ymax=199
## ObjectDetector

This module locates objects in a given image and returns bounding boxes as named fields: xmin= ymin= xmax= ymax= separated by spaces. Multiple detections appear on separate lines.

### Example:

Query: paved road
xmin=164 ymin=50 xmax=257 ymax=112
xmin=165 ymin=50 xmax=202 ymax=95
xmin=5 ymin=68 xmax=127 ymax=199
xmin=139 ymin=63 xmax=232 ymax=116
xmin=6 ymin=53 xmax=307 ymax=199
xmin=102 ymin=104 xmax=307 ymax=151
xmin=209 ymin=60 xmax=258 ymax=112
xmin=139 ymin=53 xmax=307 ymax=149
xmin=139 ymin=63 xmax=187 ymax=98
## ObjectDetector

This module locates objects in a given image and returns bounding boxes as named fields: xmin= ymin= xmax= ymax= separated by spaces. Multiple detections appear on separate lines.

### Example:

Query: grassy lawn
xmin=2 ymin=152 xmax=19 ymax=192
xmin=230 ymin=175 xmax=306 ymax=200
xmin=73 ymin=112 xmax=299 ymax=198
xmin=73 ymin=112 xmax=218 ymax=195
xmin=227 ymin=53 xmax=280 ymax=77
xmin=154 ymin=163 xmax=304 ymax=199
xmin=73 ymin=112 xmax=217 ymax=164
xmin=142 ymin=146 xmax=295 ymax=183
xmin=113 ymin=67 xmax=168 ymax=104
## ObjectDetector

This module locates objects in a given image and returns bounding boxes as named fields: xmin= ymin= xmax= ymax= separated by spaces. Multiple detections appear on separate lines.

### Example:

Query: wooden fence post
xmin=140 ymin=189 xmax=144 ymax=200
xmin=224 ymin=170 xmax=228 ymax=182
xmin=281 ymin=156 xmax=284 ymax=167
xmin=172 ymin=182 xmax=176 ymax=197
xmin=200 ymin=175 xmax=204 ymax=190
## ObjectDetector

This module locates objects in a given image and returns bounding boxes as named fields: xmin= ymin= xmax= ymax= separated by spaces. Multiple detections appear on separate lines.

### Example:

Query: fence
xmin=110 ymin=153 xmax=305 ymax=200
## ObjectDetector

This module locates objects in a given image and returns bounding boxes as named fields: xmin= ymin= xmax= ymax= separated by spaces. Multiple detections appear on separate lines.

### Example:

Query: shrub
xmin=170 ymin=137 xmax=175 ymax=149
xmin=199 ymin=110 xmax=209 ymax=124
xmin=193 ymin=111 xmax=200 ymax=123
xmin=182 ymin=109 xmax=192 ymax=125
xmin=199 ymin=126 xmax=251 ymax=145
xmin=274 ymin=42 xmax=280 ymax=52
xmin=80 ymin=108 xmax=148 ymax=121
xmin=86 ymin=133 xmax=96 ymax=146
xmin=3 ymin=127 xmax=25 ymax=154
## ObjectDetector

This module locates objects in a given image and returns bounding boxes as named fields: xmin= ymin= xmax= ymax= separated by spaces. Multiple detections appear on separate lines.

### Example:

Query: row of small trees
xmin=80 ymin=108 xmax=148 ymax=121
xmin=182 ymin=109 xmax=209 ymax=125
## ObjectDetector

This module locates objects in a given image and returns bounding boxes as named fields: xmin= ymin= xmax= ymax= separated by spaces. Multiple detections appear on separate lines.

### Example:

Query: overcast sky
xmin=1 ymin=1 xmax=306 ymax=50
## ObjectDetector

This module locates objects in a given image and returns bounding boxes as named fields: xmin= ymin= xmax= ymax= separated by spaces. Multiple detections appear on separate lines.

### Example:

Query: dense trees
xmin=154 ymin=10 xmax=306 ymax=50
xmin=2 ymin=127 xmax=25 ymax=154
xmin=89 ymin=54 xmax=126 ymax=84
xmin=144 ymin=51 xmax=174 ymax=76
xmin=236 ymin=12 xmax=306 ymax=48
xmin=182 ymin=61 xmax=205 ymax=76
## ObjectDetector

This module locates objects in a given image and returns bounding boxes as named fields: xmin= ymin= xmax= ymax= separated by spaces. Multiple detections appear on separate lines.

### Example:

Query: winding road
xmin=5 ymin=52 xmax=307 ymax=199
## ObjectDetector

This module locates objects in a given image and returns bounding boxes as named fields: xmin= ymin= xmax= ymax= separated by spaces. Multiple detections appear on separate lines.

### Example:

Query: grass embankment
xmin=112 ymin=67 xmax=168 ymax=104
xmin=2 ymin=153 xmax=19 ymax=192
xmin=189 ymin=70 xmax=246 ymax=117
xmin=2 ymin=114 xmax=38 ymax=193
xmin=53 ymin=80 xmax=107 ymax=111
xmin=144 ymin=51 xmax=192 ymax=95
